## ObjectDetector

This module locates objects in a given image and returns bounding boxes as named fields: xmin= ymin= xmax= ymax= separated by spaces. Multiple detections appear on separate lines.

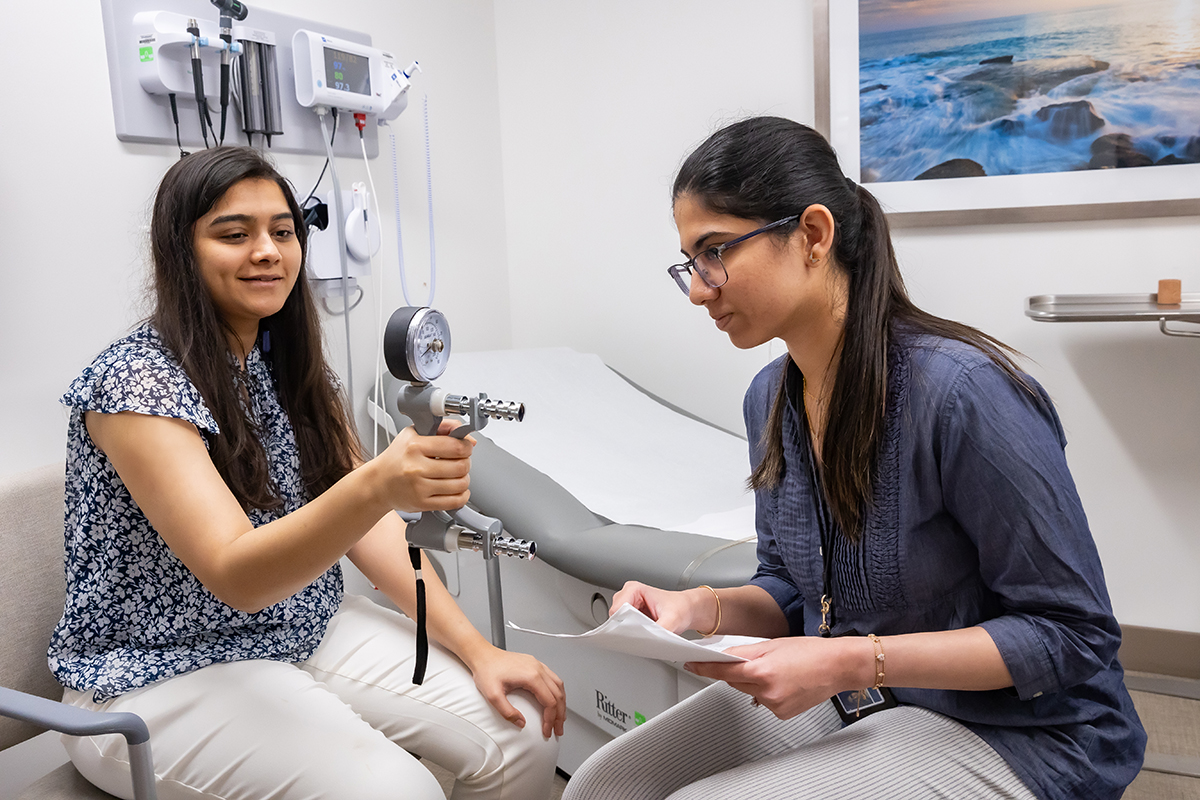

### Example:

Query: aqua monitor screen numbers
xmin=324 ymin=47 xmax=371 ymax=96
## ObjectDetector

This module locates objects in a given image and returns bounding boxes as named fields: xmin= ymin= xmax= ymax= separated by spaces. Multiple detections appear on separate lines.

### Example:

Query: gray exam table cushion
xmin=467 ymin=433 xmax=759 ymax=592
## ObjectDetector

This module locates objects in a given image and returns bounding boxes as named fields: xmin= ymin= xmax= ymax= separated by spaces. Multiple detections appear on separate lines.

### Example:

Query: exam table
xmin=364 ymin=347 xmax=761 ymax=774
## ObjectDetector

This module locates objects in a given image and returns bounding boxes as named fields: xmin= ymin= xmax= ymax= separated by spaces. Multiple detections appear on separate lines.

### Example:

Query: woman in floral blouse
xmin=52 ymin=146 xmax=564 ymax=800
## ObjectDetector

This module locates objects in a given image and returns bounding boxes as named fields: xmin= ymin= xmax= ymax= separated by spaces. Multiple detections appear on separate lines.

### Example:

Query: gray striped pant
xmin=563 ymin=682 xmax=1038 ymax=800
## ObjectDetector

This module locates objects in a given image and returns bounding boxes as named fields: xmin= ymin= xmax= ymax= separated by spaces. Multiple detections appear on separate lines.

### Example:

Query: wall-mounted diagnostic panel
xmin=100 ymin=0 xmax=416 ymax=156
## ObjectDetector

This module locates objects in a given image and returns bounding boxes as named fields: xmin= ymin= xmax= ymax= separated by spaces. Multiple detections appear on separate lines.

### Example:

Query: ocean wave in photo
xmin=858 ymin=1 xmax=1200 ymax=182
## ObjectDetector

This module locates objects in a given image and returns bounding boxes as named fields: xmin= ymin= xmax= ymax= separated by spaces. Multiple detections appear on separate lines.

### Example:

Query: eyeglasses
xmin=666 ymin=215 xmax=800 ymax=295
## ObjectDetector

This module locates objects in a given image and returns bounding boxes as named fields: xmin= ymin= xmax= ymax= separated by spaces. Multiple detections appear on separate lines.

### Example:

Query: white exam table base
xmin=429 ymin=551 xmax=716 ymax=775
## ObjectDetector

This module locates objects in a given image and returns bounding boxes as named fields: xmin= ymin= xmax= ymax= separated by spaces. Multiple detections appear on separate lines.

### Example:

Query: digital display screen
xmin=324 ymin=47 xmax=371 ymax=96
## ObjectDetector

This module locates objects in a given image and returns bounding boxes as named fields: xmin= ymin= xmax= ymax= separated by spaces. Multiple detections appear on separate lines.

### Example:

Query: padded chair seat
xmin=18 ymin=762 xmax=118 ymax=799
xmin=0 ymin=463 xmax=126 ymax=799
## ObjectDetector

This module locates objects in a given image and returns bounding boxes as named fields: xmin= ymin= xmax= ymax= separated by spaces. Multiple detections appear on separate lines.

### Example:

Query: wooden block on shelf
xmin=1157 ymin=279 xmax=1182 ymax=306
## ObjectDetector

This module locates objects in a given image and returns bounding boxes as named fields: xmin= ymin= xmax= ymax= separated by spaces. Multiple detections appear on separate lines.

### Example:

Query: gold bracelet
xmin=867 ymin=633 xmax=885 ymax=688
xmin=697 ymin=584 xmax=721 ymax=637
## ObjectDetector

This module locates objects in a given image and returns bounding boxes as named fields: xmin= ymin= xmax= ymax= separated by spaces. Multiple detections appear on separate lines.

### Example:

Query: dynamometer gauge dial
xmin=384 ymin=306 xmax=452 ymax=383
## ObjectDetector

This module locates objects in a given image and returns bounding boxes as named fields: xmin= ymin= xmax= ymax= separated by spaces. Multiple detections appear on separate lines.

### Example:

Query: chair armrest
xmin=0 ymin=686 xmax=149 ymax=744
xmin=0 ymin=686 xmax=158 ymax=799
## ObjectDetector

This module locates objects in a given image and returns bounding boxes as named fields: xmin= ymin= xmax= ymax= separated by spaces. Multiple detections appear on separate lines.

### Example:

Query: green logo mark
xmin=139 ymin=46 xmax=154 ymax=62
xmin=634 ymin=711 xmax=647 ymax=726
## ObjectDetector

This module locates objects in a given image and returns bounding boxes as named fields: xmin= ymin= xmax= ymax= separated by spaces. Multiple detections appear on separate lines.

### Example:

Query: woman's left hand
xmin=470 ymin=648 xmax=567 ymax=739
xmin=685 ymin=636 xmax=869 ymax=720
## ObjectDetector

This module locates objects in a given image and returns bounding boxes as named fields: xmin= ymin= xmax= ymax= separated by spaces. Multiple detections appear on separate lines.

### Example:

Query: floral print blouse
xmin=49 ymin=324 xmax=343 ymax=702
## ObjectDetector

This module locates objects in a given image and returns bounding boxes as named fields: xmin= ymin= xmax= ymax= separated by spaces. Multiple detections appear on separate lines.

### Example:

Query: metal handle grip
xmin=443 ymin=395 xmax=525 ymax=422
xmin=456 ymin=531 xmax=537 ymax=560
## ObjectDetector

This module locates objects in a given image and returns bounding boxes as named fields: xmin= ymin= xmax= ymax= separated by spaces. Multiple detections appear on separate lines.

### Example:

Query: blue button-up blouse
xmin=746 ymin=332 xmax=1145 ymax=800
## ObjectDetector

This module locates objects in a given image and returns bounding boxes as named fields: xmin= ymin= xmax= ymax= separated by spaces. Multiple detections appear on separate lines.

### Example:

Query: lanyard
xmin=793 ymin=369 xmax=899 ymax=723
xmin=794 ymin=368 xmax=838 ymax=637
xmin=805 ymin=437 xmax=838 ymax=637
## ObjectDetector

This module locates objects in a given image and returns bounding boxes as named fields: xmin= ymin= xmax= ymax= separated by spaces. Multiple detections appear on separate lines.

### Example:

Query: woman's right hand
xmin=370 ymin=422 xmax=475 ymax=513
xmin=611 ymin=581 xmax=716 ymax=636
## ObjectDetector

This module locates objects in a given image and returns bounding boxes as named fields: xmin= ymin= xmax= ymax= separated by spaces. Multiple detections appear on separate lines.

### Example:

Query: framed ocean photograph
xmin=818 ymin=0 xmax=1200 ymax=224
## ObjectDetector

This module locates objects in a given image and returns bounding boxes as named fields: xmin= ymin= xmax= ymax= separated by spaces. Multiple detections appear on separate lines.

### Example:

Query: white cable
xmin=376 ymin=98 xmax=437 ymax=309
xmin=319 ymin=286 xmax=363 ymax=314
xmin=423 ymin=94 xmax=437 ymax=306
xmin=317 ymin=107 xmax=356 ymax=428
xmin=379 ymin=120 xmax=415 ymax=307
xmin=361 ymin=134 xmax=390 ymax=456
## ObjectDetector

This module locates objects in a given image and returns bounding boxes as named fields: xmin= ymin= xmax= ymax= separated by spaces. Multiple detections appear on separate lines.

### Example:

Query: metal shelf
xmin=1025 ymin=293 xmax=1200 ymax=338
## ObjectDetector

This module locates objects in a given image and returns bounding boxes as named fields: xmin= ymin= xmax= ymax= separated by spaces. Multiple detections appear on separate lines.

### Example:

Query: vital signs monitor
xmin=292 ymin=29 xmax=415 ymax=119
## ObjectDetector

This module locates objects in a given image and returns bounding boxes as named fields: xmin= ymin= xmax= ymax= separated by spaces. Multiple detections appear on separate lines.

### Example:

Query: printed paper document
xmin=508 ymin=603 xmax=766 ymax=663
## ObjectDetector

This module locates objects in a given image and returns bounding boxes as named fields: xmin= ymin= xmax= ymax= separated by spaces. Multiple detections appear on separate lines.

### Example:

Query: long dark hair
xmin=674 ymin=117 xmax=1029 ymax=542
xmin=150 ymin=146 xmax=361 ymax=510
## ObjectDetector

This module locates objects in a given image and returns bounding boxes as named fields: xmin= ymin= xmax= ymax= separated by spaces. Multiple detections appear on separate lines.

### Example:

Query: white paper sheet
xmin=508 ymin=603 xmax=765 ymax=663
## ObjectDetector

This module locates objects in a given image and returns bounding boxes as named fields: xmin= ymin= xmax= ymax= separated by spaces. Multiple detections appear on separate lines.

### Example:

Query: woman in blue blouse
xmin=52 ymin=146 xmax=564 ymax=800
xmin=562 ymin=117 xmax=1144 ymax=800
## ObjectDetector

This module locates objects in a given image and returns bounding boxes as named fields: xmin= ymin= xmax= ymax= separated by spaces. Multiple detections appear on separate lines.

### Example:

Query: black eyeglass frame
xmin=667 ymin=215 xmax=801 ymax=295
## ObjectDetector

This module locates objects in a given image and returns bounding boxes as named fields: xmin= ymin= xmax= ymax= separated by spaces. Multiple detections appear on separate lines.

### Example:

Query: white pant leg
xmin=300 ymin=594 xmax=560 ymax=800
xmin=61 ymin=594 xmax=558 ymax=800
xmin=62 ymin=659 xmax=444 ymax=800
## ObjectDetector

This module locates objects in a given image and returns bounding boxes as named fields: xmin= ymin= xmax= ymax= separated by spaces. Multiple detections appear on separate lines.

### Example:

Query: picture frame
xmin=812 ymin=0 xmax=1200 ymax=227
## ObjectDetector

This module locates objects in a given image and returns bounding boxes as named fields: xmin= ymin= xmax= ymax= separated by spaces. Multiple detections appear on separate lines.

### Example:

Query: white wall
xmin=493 ymin=0 xmax=811 ymax=433
xmin=896 ymin=219 xmax=1200 ymax=633
xmin=0 ymin=0 xmax=511 ymax=476
xmin=492 ymin=1 xmax=1200 ymax=632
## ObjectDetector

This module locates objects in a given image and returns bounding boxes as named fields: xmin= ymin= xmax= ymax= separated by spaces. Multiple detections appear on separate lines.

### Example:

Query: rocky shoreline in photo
xmin=895 ymin=53 xmax=1200 ymax=180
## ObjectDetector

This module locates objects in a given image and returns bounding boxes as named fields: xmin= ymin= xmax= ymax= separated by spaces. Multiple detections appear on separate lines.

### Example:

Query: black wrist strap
xmin=409 ymin=545 xmax=428 ymax=685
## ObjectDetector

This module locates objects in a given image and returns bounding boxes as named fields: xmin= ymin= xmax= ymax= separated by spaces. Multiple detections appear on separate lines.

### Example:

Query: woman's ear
xmin=798 ymin=204 xmax=836 ymax=264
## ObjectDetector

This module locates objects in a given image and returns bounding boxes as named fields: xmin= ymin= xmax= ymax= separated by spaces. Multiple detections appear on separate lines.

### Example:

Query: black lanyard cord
xmin=807 ymin=451 xmax=838 ymax=637
xmin=796 ymin=369 xmax=838 ymax=637
xmin=409 ymin=545 xmax=428 ymax=684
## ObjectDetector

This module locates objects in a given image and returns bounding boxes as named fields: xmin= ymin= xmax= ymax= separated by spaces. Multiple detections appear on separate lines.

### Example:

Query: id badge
xmin=831 ymin=686 xmax=897 ymax=725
